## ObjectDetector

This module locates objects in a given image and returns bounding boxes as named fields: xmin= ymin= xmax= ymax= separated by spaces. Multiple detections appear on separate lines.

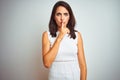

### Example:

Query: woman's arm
xmin=42 ymin=31 xmax=63 ymax=68
xmin=77 ymin=32 xmax=87 ymax=80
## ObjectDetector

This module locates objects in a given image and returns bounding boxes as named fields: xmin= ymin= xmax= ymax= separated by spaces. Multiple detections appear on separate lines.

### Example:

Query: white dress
xmin=47 ymin=31 xmax=80 ymax=80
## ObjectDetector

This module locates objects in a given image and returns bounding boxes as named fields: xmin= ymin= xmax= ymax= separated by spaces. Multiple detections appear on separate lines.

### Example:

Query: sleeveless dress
xmin=47 ymin=31 xmax=80 ymax=80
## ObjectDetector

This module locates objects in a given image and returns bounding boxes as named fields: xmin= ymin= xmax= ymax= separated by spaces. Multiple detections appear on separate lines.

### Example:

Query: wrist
xmin=56 ymin=37 xmax=62 ymax=42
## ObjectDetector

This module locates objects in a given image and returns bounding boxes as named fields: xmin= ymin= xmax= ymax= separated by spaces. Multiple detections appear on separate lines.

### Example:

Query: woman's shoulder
xmin=75 ymin=31 xmax=82 ymax=37
xmin=75 ymin=31 xmax=83 ymax=41
xmin=77 ymin=31 xmax=82 ymax=36
xmin=42 ymin=31 xmax=49 ymax=39
xmin=42 ymin=31 xmax=51 ymax=41
xmin=42 ymin=31 xmax=47 ymax=36
xmin=76 ymin=31 xmax=83 ymax=44
xmin=42 ymin=31 xmax=50 ymax=36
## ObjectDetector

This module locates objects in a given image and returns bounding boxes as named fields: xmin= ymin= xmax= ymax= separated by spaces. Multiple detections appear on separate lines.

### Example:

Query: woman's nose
xmin=61 ymin=15 xmax=64 ymax=22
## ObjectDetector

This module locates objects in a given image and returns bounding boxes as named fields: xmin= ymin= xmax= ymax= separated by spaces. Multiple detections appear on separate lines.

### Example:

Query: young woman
xmin=42 ymin=1 xmax=87 ymax=80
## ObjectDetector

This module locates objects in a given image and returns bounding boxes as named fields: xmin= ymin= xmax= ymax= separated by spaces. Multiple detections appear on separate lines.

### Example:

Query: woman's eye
xmin=56 ymin=13 xmax=61 ymax=16
xmin=64 ymin=13 xmax=69 ymax=16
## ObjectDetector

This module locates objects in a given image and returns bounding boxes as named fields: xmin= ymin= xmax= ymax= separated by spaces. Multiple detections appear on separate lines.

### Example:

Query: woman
xmin=42 ymin=1 xmax=87 ymax=80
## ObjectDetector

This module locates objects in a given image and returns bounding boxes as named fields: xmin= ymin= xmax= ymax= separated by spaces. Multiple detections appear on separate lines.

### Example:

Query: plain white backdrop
xmin=0 ymin=0 xmax=120 ymax=80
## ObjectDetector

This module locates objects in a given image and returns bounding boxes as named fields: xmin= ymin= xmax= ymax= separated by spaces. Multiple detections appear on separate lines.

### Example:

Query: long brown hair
xmin=49 ymin=1 xmax=77 ymax=39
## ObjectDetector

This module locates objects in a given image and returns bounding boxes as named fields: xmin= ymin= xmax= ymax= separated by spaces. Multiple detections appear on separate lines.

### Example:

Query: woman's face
xmin=54 ymin=6 xmax=70 ymax=28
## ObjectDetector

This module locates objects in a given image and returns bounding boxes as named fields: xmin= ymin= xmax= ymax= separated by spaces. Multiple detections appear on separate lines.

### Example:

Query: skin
xmin=42 ymin=6 xmax=87 ymax=80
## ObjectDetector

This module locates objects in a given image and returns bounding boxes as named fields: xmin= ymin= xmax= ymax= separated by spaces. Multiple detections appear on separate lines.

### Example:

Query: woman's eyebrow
xmin=56 ymin=12 xmax=61 ymax=15
xmin=56 ymin=12 xmax=69 ymax=15
xmin=64 ymin=12 xmax=68 ymax=14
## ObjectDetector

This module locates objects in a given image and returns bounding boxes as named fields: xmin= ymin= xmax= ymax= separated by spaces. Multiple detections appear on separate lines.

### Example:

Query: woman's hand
xmin=58 ymin=22 xmax=70 ymax=40
xmin=60 ymin=22 xmax=70 ymax=34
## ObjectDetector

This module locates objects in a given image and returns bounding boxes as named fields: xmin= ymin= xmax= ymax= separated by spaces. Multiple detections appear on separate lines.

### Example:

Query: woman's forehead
xmin=55 ymin=6 xmax=69 ymax=13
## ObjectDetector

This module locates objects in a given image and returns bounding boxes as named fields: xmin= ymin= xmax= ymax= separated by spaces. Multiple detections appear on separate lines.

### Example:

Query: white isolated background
xmin=0 ymin=0 xmax=120 ymax=80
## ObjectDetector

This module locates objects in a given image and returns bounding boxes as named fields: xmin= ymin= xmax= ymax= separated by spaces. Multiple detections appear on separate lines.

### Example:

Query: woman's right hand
xmin=60 ymin=22 xmax=70 ymax=34
xmin=57 ymin=22 xmax=70 ymax=41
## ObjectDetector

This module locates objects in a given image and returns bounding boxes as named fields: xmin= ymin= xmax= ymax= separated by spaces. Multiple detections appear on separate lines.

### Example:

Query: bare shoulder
xmin=42 ymin=31 xmax=49 ymax=38
xmin=42 ymin=31 xmax=50 ymax=45
xmin=77 ymin=31 xmax=82 ymax=39
xmin=42 ymin=31 xmax=48 ymax=36
xmin=42 ymin=31 xmax=49 ymax=41
xmin=76 ymin=31 xmax=83 ymax=45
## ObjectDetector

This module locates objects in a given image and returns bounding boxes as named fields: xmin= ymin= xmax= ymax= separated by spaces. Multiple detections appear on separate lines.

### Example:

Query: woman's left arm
xmin=77 ymin=32 xmax=87 ymax=80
